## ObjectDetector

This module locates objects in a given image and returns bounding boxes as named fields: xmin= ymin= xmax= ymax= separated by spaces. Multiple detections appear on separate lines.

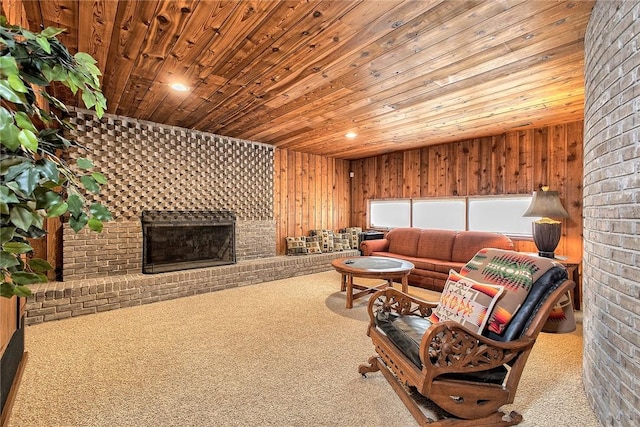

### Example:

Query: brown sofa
xmin=360 ymin=228 xmax=514 ymax=291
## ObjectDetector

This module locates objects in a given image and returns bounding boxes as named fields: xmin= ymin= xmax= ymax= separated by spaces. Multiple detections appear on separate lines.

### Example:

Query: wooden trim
xmin=0 ymin=352 xmax=28 ymax=427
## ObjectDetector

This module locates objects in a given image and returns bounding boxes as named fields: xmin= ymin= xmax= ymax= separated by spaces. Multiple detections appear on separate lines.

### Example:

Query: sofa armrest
xmin=360 ymin=238 xmax=389 ymax=255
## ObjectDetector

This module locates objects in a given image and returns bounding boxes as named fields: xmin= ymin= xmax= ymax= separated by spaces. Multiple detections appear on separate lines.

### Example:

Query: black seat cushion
xmin=375 ymin=310 xmax=509 ymax=384
xmin=375 ymin=311 xmax=431 ymax=367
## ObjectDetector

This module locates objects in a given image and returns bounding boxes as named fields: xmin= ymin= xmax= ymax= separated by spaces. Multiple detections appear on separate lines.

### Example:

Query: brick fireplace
xmin=62 ymin=109 xmax=276 ymax=281
xmin=141 ymin=210 xmax=236 ymax=273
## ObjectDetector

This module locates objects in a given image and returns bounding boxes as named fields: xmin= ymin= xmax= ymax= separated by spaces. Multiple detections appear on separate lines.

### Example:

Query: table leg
xmin=401 ymin=275 xmax=408 ymax=294
xmin=340 ymin=273 xmax=347 ymax=292
xmin=346 ymin=274 xmax=354 ymax=309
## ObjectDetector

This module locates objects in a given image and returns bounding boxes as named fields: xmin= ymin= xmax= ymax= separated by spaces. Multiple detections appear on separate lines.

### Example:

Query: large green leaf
xmin=76 ymin=158 xmax=94 ymax=169
xmin=88 ymin=217 xmax=103 ymax=232
xmin=1 ymin=282 xmax=32 ymax=298
xmin=40 ymin=26 xmax=66 ymax=38
xmin=4 ymin=159 xmax=30 ymax=180
xmin=0 ymin=106 xmax=12 ymax=129
xmin=34 ymin=188 xmax=62 ymax=210
xmin=36 ymin=35 xmax=52 ymax=54
xmin=2 ymin=241 xmax=33 ymax=254
xmin=80 ymin=175 xmax=100 ymax=193
xmin=9 ymin=205 xmax=35 ymax=231
xmin=0 ymin=80 xmax=24 ymax=104
xmin=10 ymin=271 xmax=46 ymax=285
xmin=46 ymin=201 xmax=68 ymax=217
xmin=0 ymin=123 xmax=20 ymax=150
xmin=0 ymin=251 xmax=20 ymax=268
xmin=67 ymin=194 xmax=84 ymax=216
xmin=91 ymin=172 xmax=108 ymax=185
xmin=36 ymin=158 xmax=61 ymax=182
xmin=14 ymin=111 xmax=37 ymax=132
xmin=8 ymin=74 xmax=28 ymax=93
xmin=89 ymin=203 xmax=112 ymax=221
xmin=0 ymin=186 xmax=19 ymax=204
xmin=0 ymin=225 xmax=15 ymax=244
xmin=18 ymin=128 xmax=38 ymax=151
xmin=0 ymin=56 xmax=20 ymax=76
xmin=27 ymin=258 xmax=53 ymax=273
xmin=70 ymin=212 xmax=89 ymax=232
xmin=13 ymin=167 xmax=40 ymax=195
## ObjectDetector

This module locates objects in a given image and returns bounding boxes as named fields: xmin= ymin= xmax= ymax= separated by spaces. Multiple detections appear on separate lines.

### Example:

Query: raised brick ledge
xmin=24 ymin=251 xmax=359 ymax=325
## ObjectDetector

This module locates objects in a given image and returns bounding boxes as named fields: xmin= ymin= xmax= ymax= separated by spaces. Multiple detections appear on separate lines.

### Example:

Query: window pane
xmin=412 ymin=199 xmax=465 ymax=230
xmin=468 ymin=197 xmax=537 ymax=235
xmin=370 ymin=200 xmax=410 ymax=228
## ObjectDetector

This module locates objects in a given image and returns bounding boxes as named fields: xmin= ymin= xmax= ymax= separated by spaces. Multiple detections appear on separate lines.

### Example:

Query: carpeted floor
xmin=8 ymin=271 xmax=599 ymax=427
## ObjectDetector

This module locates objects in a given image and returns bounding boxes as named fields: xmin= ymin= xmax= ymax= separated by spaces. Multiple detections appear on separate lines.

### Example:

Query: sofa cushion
xmin=428 ymin=270 xmax=504 ymax=333
xmin=386 ymin=228 xmax=421 ymax=257
xmin=415 ymin=229 xmax=457 ymax=260
xmin=450 ymin=231 xmax=514 ymax=263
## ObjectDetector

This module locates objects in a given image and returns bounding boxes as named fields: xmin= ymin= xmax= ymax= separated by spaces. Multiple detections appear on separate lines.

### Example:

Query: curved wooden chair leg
xmin=358 ymin=356 xmax=381 ymax=376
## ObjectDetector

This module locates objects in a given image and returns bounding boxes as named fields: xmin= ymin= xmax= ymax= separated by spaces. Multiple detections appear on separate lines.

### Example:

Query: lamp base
xmin=537 ymin=251 xmax=556 ymax=258
xmin=532 ymin=221 xmax=562 ymax=260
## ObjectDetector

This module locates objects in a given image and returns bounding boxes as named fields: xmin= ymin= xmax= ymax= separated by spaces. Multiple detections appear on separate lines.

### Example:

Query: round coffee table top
xmin=332 ymin=256 xmax=414 ymax=273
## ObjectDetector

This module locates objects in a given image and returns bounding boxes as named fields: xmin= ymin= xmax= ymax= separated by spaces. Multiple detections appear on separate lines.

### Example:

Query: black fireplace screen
xmin=141 ymin=211 xmax=236 ymax=274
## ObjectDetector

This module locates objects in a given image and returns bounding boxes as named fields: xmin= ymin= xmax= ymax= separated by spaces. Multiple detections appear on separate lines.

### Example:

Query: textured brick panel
xmin=583 ymin=2 xmax=640 ymax=426
xmin=67 ymin=109 xmax=273 ymax=221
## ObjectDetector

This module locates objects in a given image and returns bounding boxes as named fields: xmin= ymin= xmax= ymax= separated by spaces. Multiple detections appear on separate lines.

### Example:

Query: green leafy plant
xmin=0 ymin=16 xmax=111 ymax=298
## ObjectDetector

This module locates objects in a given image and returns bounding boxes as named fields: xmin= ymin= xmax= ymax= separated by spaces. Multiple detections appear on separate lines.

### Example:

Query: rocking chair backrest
xmin=458 ymin=249 xmax=568 ymax=342
xmin=484 ymin=266 xmax=567 ymax=342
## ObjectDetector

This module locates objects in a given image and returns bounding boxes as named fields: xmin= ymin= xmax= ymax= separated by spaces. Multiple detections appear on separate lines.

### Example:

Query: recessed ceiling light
xmin=170 ymin=83 xmax=190 ymax=92
xmin=345 ymin=132 xmax=357 ymax=138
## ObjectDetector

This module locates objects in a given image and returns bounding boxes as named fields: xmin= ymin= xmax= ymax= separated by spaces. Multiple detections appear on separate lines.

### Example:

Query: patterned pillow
xmin=285 ymin=237 xmax=308 ymax=255
xmin=429 ymin=270 xmax=504 ymax=333
xmin=305 ymin=237 xmax=322 ymax=254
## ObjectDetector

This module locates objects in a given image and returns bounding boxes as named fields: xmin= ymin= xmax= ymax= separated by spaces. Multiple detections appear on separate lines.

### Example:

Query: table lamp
xmin=523 ymin=187 xmax=569 ymax=258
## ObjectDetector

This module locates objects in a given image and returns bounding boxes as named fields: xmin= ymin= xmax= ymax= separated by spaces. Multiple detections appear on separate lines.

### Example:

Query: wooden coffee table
xmin=331 ymin=256 xmax=415 ymax=309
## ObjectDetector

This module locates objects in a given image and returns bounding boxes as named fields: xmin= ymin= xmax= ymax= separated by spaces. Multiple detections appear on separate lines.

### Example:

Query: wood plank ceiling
xmin=15 ymin=0 xmax=594 ymax=160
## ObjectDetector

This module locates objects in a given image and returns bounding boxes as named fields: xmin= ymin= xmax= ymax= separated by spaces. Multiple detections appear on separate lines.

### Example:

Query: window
xmin=369 ymin=200 xmax=410 ymax=228
xmin=412 ymin=199 xmax=465 ymax=230
xmin=468 ymin=196 xmax=537 ymax=236
xmin=369 ymin=195 xmax=536 ymax=236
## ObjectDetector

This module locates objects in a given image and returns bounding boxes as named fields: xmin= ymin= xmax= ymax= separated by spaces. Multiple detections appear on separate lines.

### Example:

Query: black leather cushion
xmin=375 ymin=311 xmax=509 ymax=384
xmin=484 ymin=266 xmax=568 ymax=342
xmin=375 ymin=311 xmax=432 ymax=367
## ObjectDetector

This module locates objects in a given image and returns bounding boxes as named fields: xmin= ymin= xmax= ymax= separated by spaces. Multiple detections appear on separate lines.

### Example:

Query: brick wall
xmin=62 ymin=109 xmax=276 ymax=280
xmin=583 ymin=2 xmax=640 ymax=426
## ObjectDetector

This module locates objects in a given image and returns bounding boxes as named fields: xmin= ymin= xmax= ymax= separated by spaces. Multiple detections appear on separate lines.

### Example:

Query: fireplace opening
xmin=141 ymin=210 xmax=236 ymax=274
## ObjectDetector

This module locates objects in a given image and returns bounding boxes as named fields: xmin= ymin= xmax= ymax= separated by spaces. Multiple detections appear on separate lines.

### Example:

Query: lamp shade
xmin=523 ymin=191 xmax=569 ymax=218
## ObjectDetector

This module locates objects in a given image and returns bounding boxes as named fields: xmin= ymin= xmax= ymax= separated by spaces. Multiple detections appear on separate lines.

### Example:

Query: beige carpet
xmin=8 ymin=271 xmax=599 ymax=427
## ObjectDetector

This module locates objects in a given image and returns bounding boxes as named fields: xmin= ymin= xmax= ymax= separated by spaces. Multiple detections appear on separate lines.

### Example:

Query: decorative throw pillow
xmin=429 ymin=270 xmax=504 ymax=333
xmin=285 ymin=237 xmax=308 ymax=255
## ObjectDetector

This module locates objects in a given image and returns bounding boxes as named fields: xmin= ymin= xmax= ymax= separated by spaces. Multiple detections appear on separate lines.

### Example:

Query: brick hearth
xmin=25 ymin=251 xmax=358 ymax=325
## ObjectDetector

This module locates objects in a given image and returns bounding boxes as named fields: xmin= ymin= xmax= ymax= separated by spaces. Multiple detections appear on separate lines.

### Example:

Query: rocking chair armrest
xmin=419 ymin=320 xmax=536 ymax=375
xmin=365 ymin=288 xmax=439 ymax=329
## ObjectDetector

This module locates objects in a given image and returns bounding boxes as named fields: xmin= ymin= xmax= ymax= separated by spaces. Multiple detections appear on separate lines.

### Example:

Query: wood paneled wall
xmin=274 ymin=149 xmax=352 ymax=255
xmin=349 ymin=121 xmax=584 ymax=260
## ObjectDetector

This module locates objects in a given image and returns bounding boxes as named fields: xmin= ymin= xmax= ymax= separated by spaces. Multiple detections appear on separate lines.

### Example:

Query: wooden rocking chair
xmin=359 ymin=249 xmax=576 ymax=426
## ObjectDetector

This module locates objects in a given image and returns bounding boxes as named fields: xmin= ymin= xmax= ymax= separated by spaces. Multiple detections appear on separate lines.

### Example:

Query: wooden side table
xmin=553 ymin=255 xmax=582 ymax=310
xmin=524 ymin=253 xmax=582 ymax=310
